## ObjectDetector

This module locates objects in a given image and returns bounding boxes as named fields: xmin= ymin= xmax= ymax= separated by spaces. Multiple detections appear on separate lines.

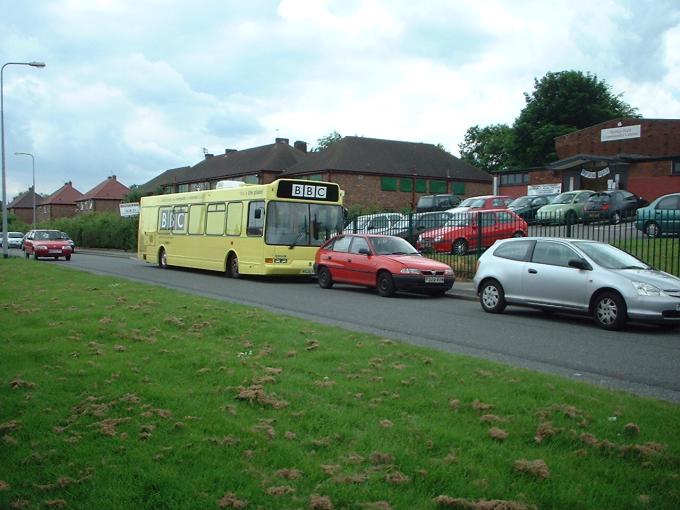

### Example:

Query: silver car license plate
xmin=425 ymin=276 xmax=444 ymax=283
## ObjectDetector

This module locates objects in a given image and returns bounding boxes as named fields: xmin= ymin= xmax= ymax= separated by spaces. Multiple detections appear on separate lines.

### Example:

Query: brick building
xmin=281 ymin=136 xmax=492 ymax=209
xmin=498 ymin=118 xmax=680 ymax=200
xmin=76 ymin=175 xmax=130 ymax=214
xmin=141 ymin=136 xmax=492 ymax=210
xmin=7 ymin=187 xmax=43 ymax=226
xmin=36 ymin=182 xmax=84 ymax=222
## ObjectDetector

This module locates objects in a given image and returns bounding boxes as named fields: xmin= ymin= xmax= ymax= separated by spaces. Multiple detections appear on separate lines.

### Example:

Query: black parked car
xmin=582 ymin=190 xmax=648 ymax=224
xmin=415 ymin=194 xmax=460 ymax=213
xmin=507 ymin=194 xmax=556 ymax=223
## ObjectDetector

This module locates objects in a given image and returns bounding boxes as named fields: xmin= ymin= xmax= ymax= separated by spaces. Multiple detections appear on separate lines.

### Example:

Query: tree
xmin=458 ymin=124 xmax=516 ymax=173
xmin=124 ymin=184 xmax=144 ymax=202
xmin=313 ymin=131 xmax=342 ymax=152
xmin=511 ymin=70 xmax=640 ymax=167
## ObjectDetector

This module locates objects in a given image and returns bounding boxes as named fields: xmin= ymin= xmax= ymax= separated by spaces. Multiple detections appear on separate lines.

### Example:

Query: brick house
xmin=141 ymin=136 xmax=492 ymax=210
xmin=76 ymin=175 xmax=130 ymax=214
xmin=7 ymin=187 xmax=43 ymax=226
xmin=498 ymin=118 xmax=680 ymax=201
xmin=282 ymin=136 xmax=492 ymax=209
xmin=36 ymin=182 xmax=84 ymax=222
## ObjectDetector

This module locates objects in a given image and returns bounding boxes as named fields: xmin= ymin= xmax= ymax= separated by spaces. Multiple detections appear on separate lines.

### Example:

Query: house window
xmin=429 ymin=180 xmax=447 ymax=193
xmin=452 ymin=182 xmax=466 ymax=195
xmin=399 ymin=178 xmax=413 ymax=192
xmin=381 ymin=177 xmax=398 ymax=191
xmin=415 ymin=179 xmax=427 ymax=192
xmin=500 ymin=173 xmax=528 ymax=186
xmin=243 ymin=175 xmax=259 ymax=184
xmin=177 ymin=184 xmax=189 ymax=193
xmin=673 ymin=159 xmax=680 ymax=176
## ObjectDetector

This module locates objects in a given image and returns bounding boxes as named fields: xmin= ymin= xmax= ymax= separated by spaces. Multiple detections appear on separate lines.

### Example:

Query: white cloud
xmin=1 ymin=0 xmax=678 ymax=199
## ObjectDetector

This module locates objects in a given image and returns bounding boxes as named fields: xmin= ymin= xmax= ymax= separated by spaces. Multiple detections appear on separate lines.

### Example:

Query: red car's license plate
xmin=48 ymin=249 xmax=62 ymax=254
xmin=425 ymin=276 xmax=444 ymax=283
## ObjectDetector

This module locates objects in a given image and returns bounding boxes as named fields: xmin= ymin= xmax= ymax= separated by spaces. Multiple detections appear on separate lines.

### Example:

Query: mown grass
xmin=614 ymin=237 xmax=680 ymax=277
xmin=1 ymin=259 xmax=679 ymax=510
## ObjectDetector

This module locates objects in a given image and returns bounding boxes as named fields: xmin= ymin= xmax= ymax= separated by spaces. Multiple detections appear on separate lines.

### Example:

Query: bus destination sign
xmin=277 ymin=180 xmax=339 ymax=202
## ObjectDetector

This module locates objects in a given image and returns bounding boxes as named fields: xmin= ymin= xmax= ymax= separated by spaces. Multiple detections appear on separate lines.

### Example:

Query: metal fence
xmin=344 ymin=211 xmax=680 ymax=279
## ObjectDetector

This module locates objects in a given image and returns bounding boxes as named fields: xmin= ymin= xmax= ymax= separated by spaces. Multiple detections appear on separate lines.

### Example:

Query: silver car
xmin=473 ymin=237 xmax=680 ymax=330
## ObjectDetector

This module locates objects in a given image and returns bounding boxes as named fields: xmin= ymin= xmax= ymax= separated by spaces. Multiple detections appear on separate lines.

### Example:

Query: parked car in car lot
xmin=473 ymin=237 xmax=680 ymax=330
xmin=635 ymin=192 xmax=680 ymax=238
xmin=417 ymin=209 xmax=527 ymax=255
xmin=446 ymin=195 xmax=513 ymax=215
xmin=22 ymin=229 xmax=74 ymax=260
xmin=392 ymin=211 xmax=459 ymax=244
xmin=348 ymin=213 xmax=405 ymax=235
xmin=3 ymin=231 xmax=25 ymax=249
xmin=315 ymin=234 xmax=454 ymax=297
xmin=582 ymin=190 xmax=647 ymax=224
xmin=507 ymin=194 xmax=556 ymax=223
xmin=415 ymin=194 xmax=460 ymax=213
xmin=536 ymin=190 xmax=595 ymax=224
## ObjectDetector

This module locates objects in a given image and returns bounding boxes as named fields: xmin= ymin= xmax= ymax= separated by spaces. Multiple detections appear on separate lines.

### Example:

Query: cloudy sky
xmin=2 ymin=0 xmax=679 ymax=199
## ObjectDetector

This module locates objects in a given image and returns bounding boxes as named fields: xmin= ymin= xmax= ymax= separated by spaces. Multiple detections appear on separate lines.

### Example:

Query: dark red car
xmin=315 ymin=234 xmax=454 ymax=297
xmin=22 ymin=229 xmax=74 ymax=261
xmin=416 ymin=210 xmax=527 ymax=255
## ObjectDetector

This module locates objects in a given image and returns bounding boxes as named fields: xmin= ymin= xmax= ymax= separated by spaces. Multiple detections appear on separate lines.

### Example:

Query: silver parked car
xmin=473 ymin=237 xmax=680 ymax=330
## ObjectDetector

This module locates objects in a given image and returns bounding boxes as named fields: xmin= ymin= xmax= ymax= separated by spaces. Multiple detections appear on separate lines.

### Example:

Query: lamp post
xmin=14 ymin=152 xmax=36 ymax=228
xmin=1 ymin=61 xmax=45 ymax=259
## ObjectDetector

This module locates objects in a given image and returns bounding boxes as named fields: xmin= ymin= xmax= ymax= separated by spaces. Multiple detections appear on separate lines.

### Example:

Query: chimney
xmin=294 ymin=140 xmax=308 ymax=152
xmin=275 ymin=137 xmax=289 ymax=145
xmin=225 ymin=149 xmax=237 ymax=155
xmin=204 ymin=153 xmax=214 ymax=159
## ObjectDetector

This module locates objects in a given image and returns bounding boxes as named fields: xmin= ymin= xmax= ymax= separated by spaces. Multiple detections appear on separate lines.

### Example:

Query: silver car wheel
xmin=596 ymin=297 xmax=618 ymax=325
xmin=482 ymin=286 xmax=499 ymax=308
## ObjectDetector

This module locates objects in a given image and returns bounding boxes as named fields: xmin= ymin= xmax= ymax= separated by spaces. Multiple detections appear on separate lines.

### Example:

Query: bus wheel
xmin=158 ymin=248 xmax=168 ymax=269
xmin=228 ymin=253 xmax=240 ymax=279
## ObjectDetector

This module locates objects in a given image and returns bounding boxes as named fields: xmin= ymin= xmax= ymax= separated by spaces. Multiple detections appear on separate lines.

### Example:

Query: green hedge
xmin=44 ymin=213 xmax=138 ymax=251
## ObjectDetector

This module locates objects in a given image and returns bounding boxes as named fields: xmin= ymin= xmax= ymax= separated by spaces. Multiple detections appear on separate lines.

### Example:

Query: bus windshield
xmin=265 ymin=202 xmax=344 ymax=247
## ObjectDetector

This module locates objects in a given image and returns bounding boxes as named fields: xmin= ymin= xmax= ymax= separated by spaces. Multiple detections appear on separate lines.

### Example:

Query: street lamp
xmin=15 ymin=152 xmax=36 ymax=228
xmin=1 ymin=61 xmax=45 ymax=259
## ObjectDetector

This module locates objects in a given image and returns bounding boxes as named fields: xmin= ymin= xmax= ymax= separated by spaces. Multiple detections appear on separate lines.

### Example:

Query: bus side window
xmin=188 ymin=204 xmax=205 ymax=235
xmin=226 ymin=202 xmax=242 ymax=236
xmin=247 ymin=201 xmax=265 ymax=236
xmin=158 ymin=207 xmax=172 ymax=231
xmin=206 ymin=203 xmax=226 ymax=235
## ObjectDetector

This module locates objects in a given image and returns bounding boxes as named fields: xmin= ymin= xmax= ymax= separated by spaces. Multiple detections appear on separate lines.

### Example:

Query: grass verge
xmin=1 ymin=259 xmax=679 ymax=509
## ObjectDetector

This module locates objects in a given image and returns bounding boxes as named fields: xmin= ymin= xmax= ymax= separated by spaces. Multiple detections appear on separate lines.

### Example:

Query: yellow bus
xmin=137 ymin=179 xmax=344 ymax=277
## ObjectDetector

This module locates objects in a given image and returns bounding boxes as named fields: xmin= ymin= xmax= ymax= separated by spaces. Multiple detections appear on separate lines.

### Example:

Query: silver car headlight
xmin=632 ymin=281 xmax=663 ymax=297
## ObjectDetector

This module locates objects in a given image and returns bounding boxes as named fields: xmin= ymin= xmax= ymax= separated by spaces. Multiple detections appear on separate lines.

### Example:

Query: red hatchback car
xmin=417 ymin=210 xmax=527 ymax=255
xmin=315 ymin=234 xmax=454 ymax=297
xmin=22 ymin=229 xmax=74 ymax=261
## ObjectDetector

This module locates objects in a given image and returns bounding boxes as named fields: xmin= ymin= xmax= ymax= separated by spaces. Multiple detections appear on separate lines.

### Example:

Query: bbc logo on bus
xmin=291 ymin=184 xmax=327 ymax=199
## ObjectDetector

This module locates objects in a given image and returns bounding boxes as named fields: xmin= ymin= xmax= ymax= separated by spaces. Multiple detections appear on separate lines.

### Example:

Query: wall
xmin=37 ymin=204 xmax=78 ymax=222
xmin=556 ymin=119 xmax=680 ymax=160
xmin=627 ymin=161 xmax=680 ymax=201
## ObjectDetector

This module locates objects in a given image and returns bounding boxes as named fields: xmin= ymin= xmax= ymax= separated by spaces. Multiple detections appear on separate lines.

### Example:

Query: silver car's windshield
xmin=574 ymin=242 xmax=650 ymax=270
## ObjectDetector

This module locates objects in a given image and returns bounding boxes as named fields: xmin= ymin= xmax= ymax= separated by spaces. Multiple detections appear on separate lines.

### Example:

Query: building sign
xmin=601 ymin=124 xmax=641 ymax=142
xmin=527 ymin=183 xmax=561 ymax=196
xmin=580 ymin=167 xmax=610 ymax=179
xmin=119 ymin=202 xmax=140 ymax=217
xmin=277 ymin=180 xmax=339 ymax=202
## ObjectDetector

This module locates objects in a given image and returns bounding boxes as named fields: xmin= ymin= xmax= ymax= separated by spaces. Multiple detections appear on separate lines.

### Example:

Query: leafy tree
xmin=124 ymin=184 xmax=144 ymax=202
xmin=313 ymin=131 xmax=342 ymax=152
xmin=458 ymin=124 xmax=516 ymax=173
xmin=511 ymin=70 xmax=640 ymax=167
